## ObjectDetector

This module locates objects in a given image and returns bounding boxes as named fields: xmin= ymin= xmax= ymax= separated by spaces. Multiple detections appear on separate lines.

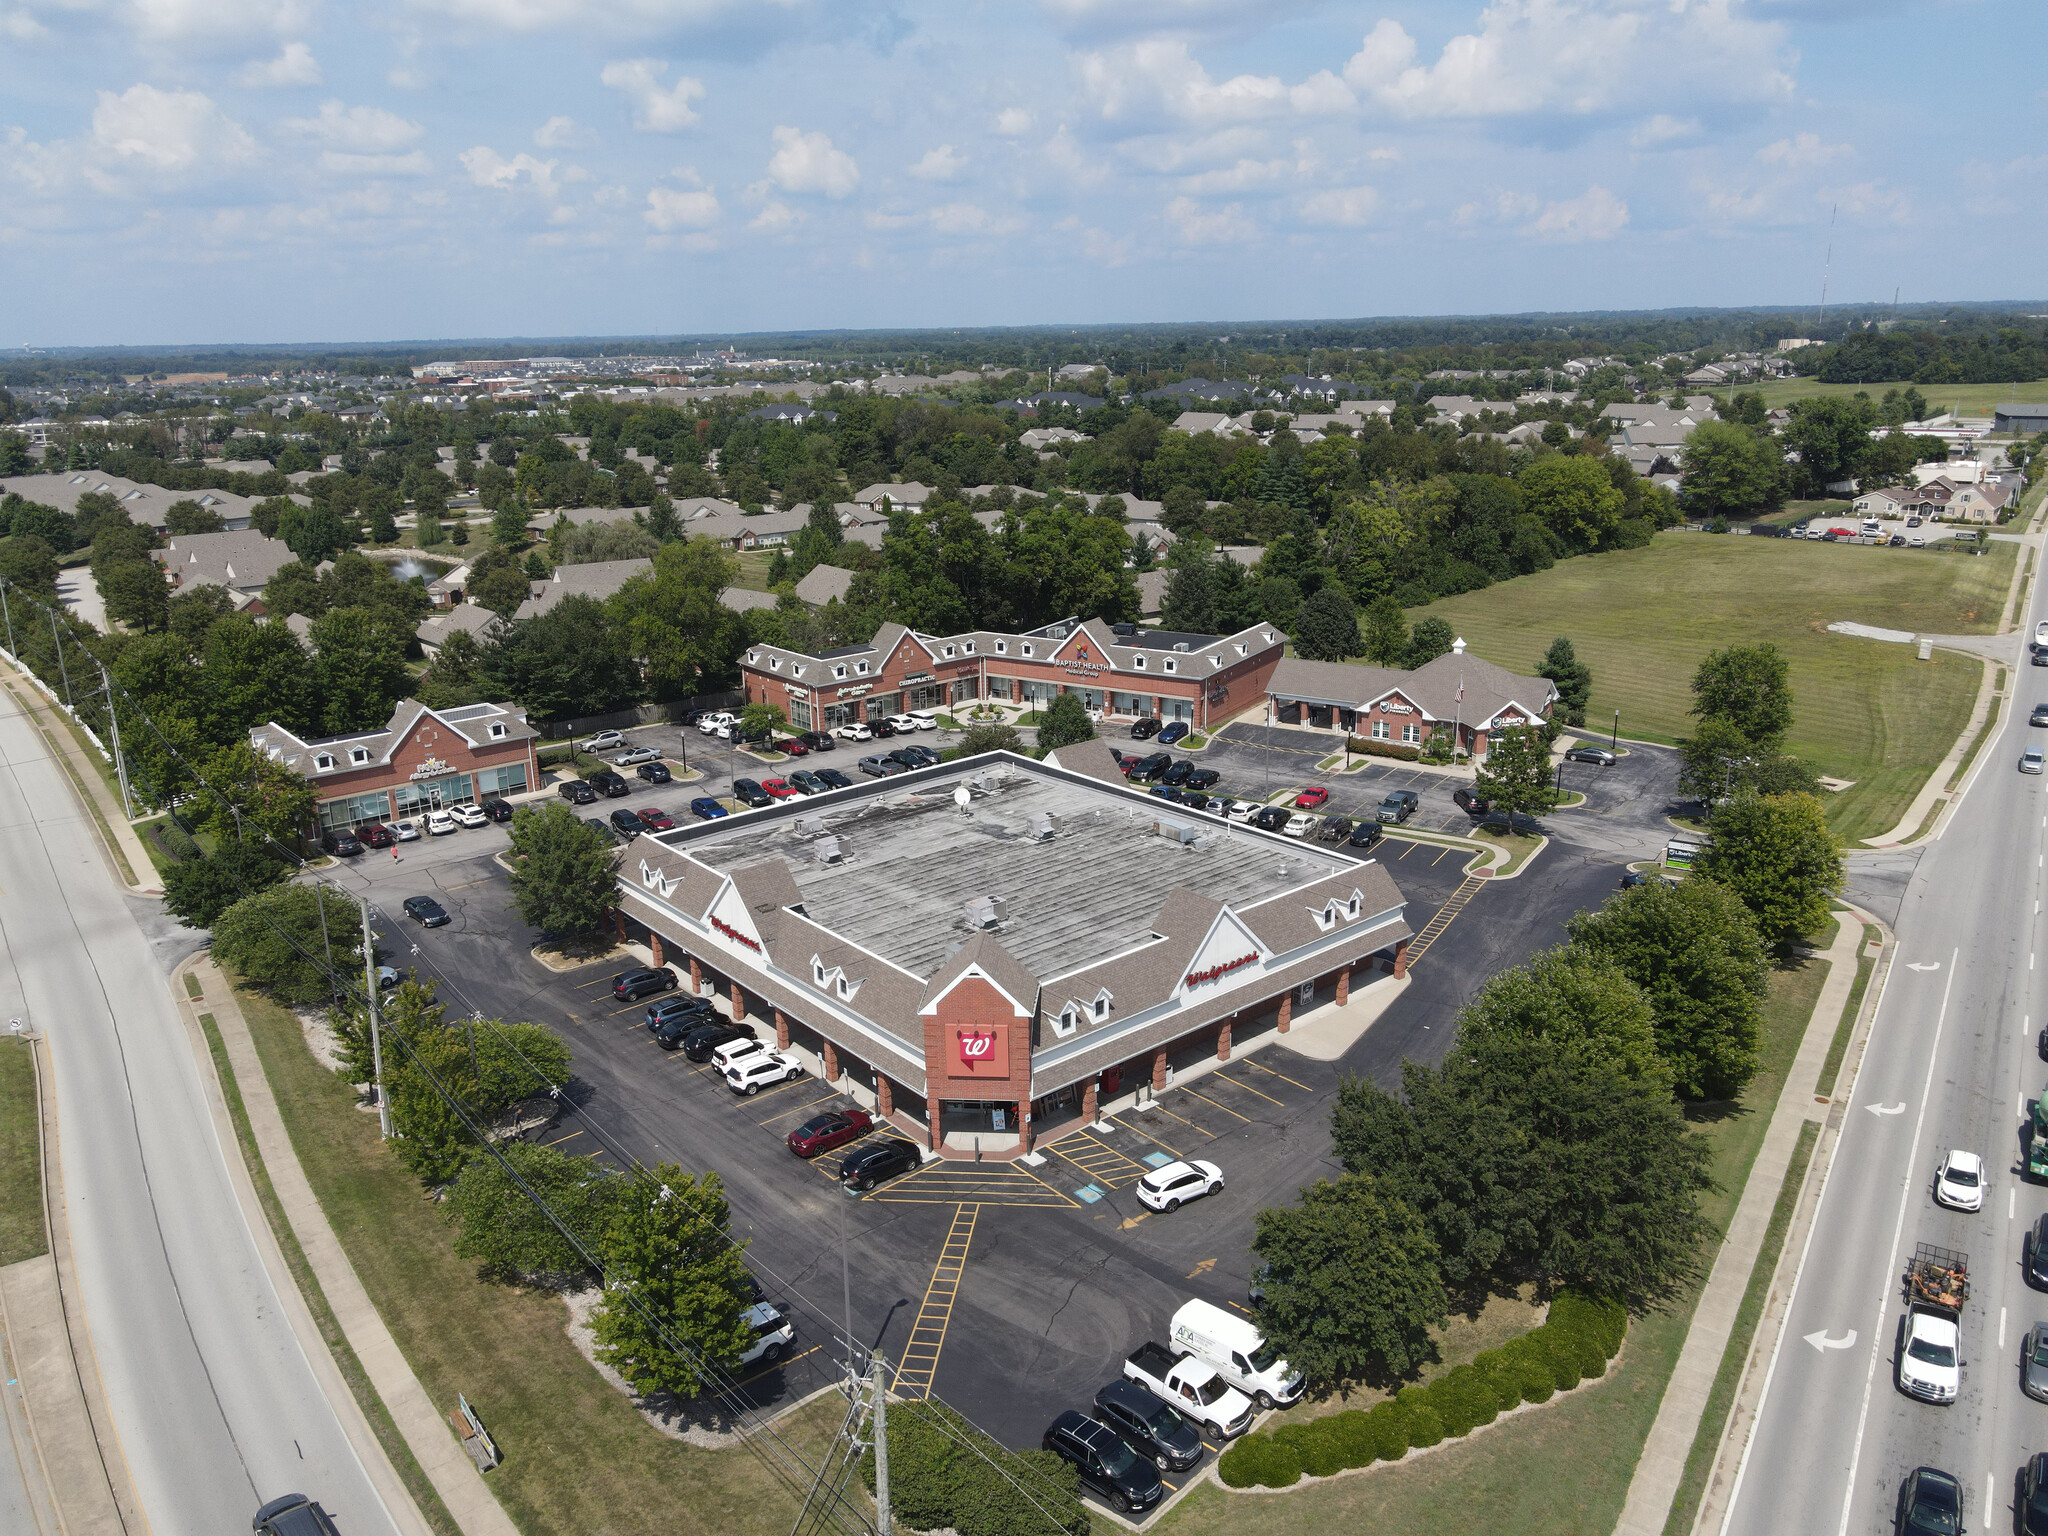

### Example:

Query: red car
xmin=776 ymin=737 xmax=809 ymax=757
xmin=356 ymin=822 xmax=395 ymax=848
xmin=1294 ymin=786 xmax=1330 ymax=809
xmin=637 ymin=806 xmax=675 ymax=830
xmin=762 ymin=778 xmax=800 ymax=799
xmin=787 ymin=1108 xmax=874 ymax=1158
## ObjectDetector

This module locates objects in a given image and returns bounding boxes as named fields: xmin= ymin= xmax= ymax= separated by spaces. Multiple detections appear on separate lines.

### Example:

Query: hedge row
xmin=1217 ymin=1290 xmax=1626 ymax=1491
xmin=1342 ymin=737 xmax=1423 ymax=762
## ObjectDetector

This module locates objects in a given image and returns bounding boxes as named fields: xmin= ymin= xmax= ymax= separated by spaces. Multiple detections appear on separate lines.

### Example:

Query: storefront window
xmin=822 ymin=702 xmax=855 ymax=728
xmin=907 ymin=684 xmax=943 ymax=710
xmin=1074 ymin=688 xmax=1104 ymax=712
xmin=393 ymin=772 xmax=475 ymax=816
xmin=987 ymin=676 xmax=1014 ymax=700
xmin=788 ymin=699 xmax=813 ymax=731
xmin=1019 ymin=679 xmax=1056 ymax=705
xmin=1402 ymin=722 xmax=1421 ymax=744
xmin=950 ymin=677 xmax=976 ymax=705
xmin=864 ymin=692 xmax=901 ymax=721
xmin=475 ymin=763 xmax=529 ymax=797
xmin=1111 ymin=691 xmax=1148 ymax=717
xmin=1370 ymin=719 xmax=1391 ymax=740
xmin=1160 ymin=697 xmax=1192 ymax=723
xmin=316 ymin=788 xmax=395 ymax=831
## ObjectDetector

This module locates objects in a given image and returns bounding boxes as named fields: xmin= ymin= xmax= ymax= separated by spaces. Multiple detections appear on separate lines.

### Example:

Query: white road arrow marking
xmin=1804 ymin=1329 xmax=1857 ymax=1353
xmin=1865 ymin=1103 xmax=1906 ymax=1117
xmin=1906 ymin=962 xmax=1941 ymax=972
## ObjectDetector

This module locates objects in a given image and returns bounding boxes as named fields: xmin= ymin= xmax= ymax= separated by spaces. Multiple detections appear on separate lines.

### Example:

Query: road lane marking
xmin=1833 ymin=947 xmax=1957 ymax=1536
xmin=2002 ymin=1307 xmax=2008 ymax=1349
xmin=2013 ymin=1188 xmax=2018 ymax=1222
xmin=1865 ymin=1103 xmax=1905 ymax=1116
xmin=544 ymin=1130 xmax=583 ymax=1147
xmin=1803 ymin=1330 xmax=1856 ymax=1352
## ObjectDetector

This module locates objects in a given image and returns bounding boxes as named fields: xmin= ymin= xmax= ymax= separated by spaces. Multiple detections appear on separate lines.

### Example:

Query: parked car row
xmin=1128 ymin=717 xmax=1192 ymax=745
xmin=830 ymin=712 xmax=939 ymax=743
xmin=321 ymin=799 xmax=513 ymax=857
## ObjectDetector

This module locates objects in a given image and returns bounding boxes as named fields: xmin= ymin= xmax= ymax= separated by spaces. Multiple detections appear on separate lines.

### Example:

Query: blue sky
xmin=0 ymin=0 xmax=2037 ymax=347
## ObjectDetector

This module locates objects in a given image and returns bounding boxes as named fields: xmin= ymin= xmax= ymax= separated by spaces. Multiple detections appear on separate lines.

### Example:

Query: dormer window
xmin=747 ymin=650 xmax=760 ymax=664
xmin=963 ymin=641 xmax=975 ymax=654
xmin=1021 ymin=643 xmax=1033 ymax=657
xmin=834 ymin=665 xmax=847 ymax=679
xmin=1209 ymin=656 xmax=1221 ymax=669
xmin=1056 ymin=1004 xmax=1079 ymax=1037
xmin=995 ymin=640 xmax=1007 ymax=654
xmin=813 ymin=958 xmax=826 ymax=985
xmin=856 ymin=661 xmax=869 ymax=675
xmin=314 ymin=753 xmax=335 ymax=772
xmin=943 ymin=645 xmax=955 ymax=657
xmin=792 ymin=665 xmax=804 ymax=678
xmin=489 ymin=722 xmax=506 ymax=739
xmin=1236 ymin=643 xmax=1247 ymax=656
xmin=1348 ymin=892 xmax=1362 ymax=918
xmin=770 ymin=658 xmax=782 ymax=670
xmin=350 ymin=747 xmax=370 ymax=764
xmin=1132 ymin=655 xmax=1145 ymax=670
xmin=1091 ymin=992 xmax=1111 ymax=1021
xmin=1163 ymin=658 xmax=1176 ymax=673
xmin=1262 ymin=631 xmax=1273 ymax=643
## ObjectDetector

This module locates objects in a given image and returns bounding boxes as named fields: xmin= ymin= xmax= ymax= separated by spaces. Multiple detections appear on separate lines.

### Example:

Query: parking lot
xmin=310 ymin=711 xmax=1661 ymax=1489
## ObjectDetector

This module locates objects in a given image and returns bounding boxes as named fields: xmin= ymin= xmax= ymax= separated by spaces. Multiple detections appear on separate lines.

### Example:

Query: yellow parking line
xmin=1146 ymin=1101 xmax=1218 ymax=1137
xmin=1430 ymin=845 xmax=1453 ymax=865
xmin=1112 ymin=1116 xmax=1183 ymax=1160
xmin=1180 ymin=1087 xmax=1251 ymax=1123
xmin=758 ymin=1091 xmax=843 ymax=1125
xmin=1215 ymin=1073 xmax=1284 ymax=1108
xmin=1241 ymin=1058 xmax=1311 ymax=1091
xmin=733 ymin=1344 xmax=821 ymax=1389
xmin=730 ymin=1075 xmax=813 ymax=1104
xmin=543 ymin=1130 xmax=583 ymax=1147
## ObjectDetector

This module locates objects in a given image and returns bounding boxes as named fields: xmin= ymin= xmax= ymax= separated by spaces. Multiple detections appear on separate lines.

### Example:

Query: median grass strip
xmin=1660 ymin=1119 xmax=1820 ymax=1536
xmin=230 ymin=981 xmax=835 ymax=1536
xmin=1815 ymin=924 xmax=1881 ymax=1101
xmin=1157 ymin=942 xmax=1832 ymax=1536
xmin=196 ymin=1009 xmax=461 ymax=1536
xmin=1407 ymin=536 xmax=2010 ymax=842
xmin=0 ymin=1040 xmax=47 ymax=1265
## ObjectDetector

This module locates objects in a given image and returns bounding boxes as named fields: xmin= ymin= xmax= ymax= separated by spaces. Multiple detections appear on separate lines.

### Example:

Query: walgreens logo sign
xmin=710 ymin=915 xmax=760 ymax=953
xmin=951 ymin=1025 xmax=1007 ymax=1076
xmin=1184 ymin=953 xmax=1257 ymax=989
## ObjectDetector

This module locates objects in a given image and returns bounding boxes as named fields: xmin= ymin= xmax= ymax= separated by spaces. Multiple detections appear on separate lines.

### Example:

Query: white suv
xmin=425 ymin=810 xmax=457 ymax=835
xmin=725 ymin=1050 xmax=804 ymax=1096
xmin=449 ymin=803 xmax=488 ymax=829
xmin=1898 ymin=1310 xmax=1960 ymax=1403
xmin=885 ymin=714 xmax=921 ymax=734
xmin=906 ymin=711 xmax=940 ymax=731
xmin=737 ymin=1302 xmax=795 ymax=1367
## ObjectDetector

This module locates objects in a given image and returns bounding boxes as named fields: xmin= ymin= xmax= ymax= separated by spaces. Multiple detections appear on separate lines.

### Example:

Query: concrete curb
xmin=0 ymin=661 xmax=160 ymax=896
xmin=177 ymin=955 xmax=517 ymax=1536
xmin=1612 ymin=910 xmax=1871 ymax=1536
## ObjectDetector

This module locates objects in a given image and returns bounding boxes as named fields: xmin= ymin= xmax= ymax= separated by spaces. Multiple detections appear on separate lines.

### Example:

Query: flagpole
xmin=1453 ymin=674 xmax=1463 ymax=763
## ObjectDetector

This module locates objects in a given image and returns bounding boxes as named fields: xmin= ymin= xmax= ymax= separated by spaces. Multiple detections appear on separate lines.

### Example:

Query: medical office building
xmin=739 ymin=617 xmax=1288 ymax=734
xmin=611 ymin=742 xmax=1412 ymax=1158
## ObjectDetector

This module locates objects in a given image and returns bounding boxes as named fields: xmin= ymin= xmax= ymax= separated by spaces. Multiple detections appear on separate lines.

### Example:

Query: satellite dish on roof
xmin=953 ymin=783 xmax=972 ymax=814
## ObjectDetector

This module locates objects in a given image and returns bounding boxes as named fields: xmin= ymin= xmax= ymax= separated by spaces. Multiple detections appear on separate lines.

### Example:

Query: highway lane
xmin=1725 ymin=616 xmax=2048 ymax=1534
xmin=0 ymin=682 xmax=406 ymax=1534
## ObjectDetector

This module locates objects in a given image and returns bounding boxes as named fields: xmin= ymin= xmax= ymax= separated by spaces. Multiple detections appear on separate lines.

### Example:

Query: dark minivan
xmin=1042 ymin=1409 xmax=1164 ymax=1514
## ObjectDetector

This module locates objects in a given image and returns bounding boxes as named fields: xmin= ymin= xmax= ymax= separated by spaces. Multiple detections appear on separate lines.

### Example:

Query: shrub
xmin=1471 ymin=1350 xmax=1527 ymax=1414
xmin=1395 ymin=1390 xmax=1445 ymax=1449
xmin=1218 ymin=1433 xmax=1303 ymax=1489
xmin=1275 ymin=1418 xmax=1351 ymax=1479
xmin=1326 ymin=1409 xmax=1380 ymax=1469
xmin=1344 ymin=736 xmax=1422 ymax=762
xmin=1498 ymin=1337 xmax=1556 ymax=1404
xmin=1426 ymin=1366 xmax=1499 ymax=1437
xmin=1366 ymin=1401 xmax=1410 ymax=1462
xmin=1551 ymin=1289 xmax=1628 ymax=1358
xmin=1527 ymin=1328 xmax=1584 ymax=1392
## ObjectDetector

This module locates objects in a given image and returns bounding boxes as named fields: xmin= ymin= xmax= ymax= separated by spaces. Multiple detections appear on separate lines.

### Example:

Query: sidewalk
xmin=178 ymin=954 xmax=518 ymax=1536
xmin=1612 ymin=913 xmax=1879 ymax=1536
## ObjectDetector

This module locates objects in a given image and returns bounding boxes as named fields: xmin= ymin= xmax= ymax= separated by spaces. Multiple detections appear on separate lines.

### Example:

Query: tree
xmin=446 ymin=1142 xmax=624 ymax=1285
xmin=1517 ymin=455 xmax=1626 ymax=552
xmin=492 ymin=499 xmax=531 ymax=545
xmin=1692 ymin=791 xmax=1844 ymax=955
xmin=957 ymin=723 xmax=1024 ymax=756
xmin=1295 ymin=584 xmax=1361 ymax=662
xmin=200 ymin=612 xmax=311 ymax=739
xmin=1690 ymin=643 xmax=1793 ymax=749
xmin=1251 ymin=1174 xmax=1447 ymax=1385
xmin=485 ymin=594 xmax=641 ymax=721
xmin=1676 ymin=715 xmax=1757 ymax=811
xmin=210 ymin=883 xmax=363 ymax=1006
xmin=1355 ymin=592 xmax=1406 ymax=666
xmin=738 ymin=701 xmax=787 ymax=739
xmin=470 ymin=560 xmax=532 ymax=618
xmin=506 ymin=802 xmax=620 ymax=936
xmin=262 ymin=559 xmax=328 ymax=620
xmin=606 ymin=537 xmax=745 ymax=699
xmin=1537 ymin=637 xmax=1592 ymax=728
xmin=1035 ymin=691 xmax=1095 ymax=752
xmin=1455 ymin=945 xmax=1668 ymax=1089
xmin=1678 ymin=422 xmax=1782 ymax=518
xmin=418 ymin=627 xmax=487 ymax=709
xmin=164 ymin=498 xmax=225 ymax=535
xmin=277 ymin=502 xmax=354 ymax=565
xmin=160 ymin=840 xmax=292 ymax=929
xmin=0 ymin=534 xmax=59 ymax=595
xmin=100 ymin=560 xmax=170 ymax=631
xmin=309 ymin=607 xmax=411 ymax=735
xmin=1568 ymin=877 xmax=1768 ymax=1099
xmin=1473 ymin=724 xmax=1554 ymax=829
xmin=191 ymin=738 xmax=320 ymax=847
xmin=1405 ymin=614 xmax=1456 ymax=668
xmin=590 ymin=1165 xmax=757 ymax=1397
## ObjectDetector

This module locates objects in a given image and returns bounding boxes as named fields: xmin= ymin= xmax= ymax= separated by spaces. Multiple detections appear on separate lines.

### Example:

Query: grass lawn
xmin=1407 ymin=535 xmax=2014 ymax=841
xmin=1157 ymin=944 xmax=1833 ymax=1536
xmin=232 ymin=983 xmax=846 ymax=1536
xmin=0 ymin=1041 xmax=47 ymax=1265
xmin=1741 ymin=376 xmax=2048 ymax=416
xmin=732 ymin=549 xmax=777 ymax=592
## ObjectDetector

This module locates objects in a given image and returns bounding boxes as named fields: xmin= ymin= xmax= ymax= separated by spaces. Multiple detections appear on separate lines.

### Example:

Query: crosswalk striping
xmin=1402 ymin=872 xmax=1489 ymax=968
xmin=870 ymin=1159 xmax=1078 ymax=1207
xmin=893 ymin=1204 xmax=981 ymax=1399
xmin=1049 ymin=1132 xmax=1152 ymax=1189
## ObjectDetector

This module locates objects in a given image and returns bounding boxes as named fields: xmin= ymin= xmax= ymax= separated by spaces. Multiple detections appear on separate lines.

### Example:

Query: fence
xmin=539 ymin=690 xmax=745 ymax=740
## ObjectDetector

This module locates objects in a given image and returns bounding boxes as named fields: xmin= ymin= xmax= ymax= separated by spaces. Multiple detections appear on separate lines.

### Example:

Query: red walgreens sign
xmin=1184 ymin=953 xmax=1257 ymax=989
xmin=710 ymin=915 xmax=760 ymax=953
xmin=958 ymin=1030 xmax=996 ymax=1066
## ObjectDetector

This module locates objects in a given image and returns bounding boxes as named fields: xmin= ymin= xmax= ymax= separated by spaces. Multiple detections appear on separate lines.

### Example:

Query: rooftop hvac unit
xmin=795 ymin=816 xmax=826 ymax=836
xmin=1154 ymin=817 xmax=1197 ymax=845
xmin=1026 ymin=812 xmax=1055 ymax=841
xmin=814 ymin=836 xmax=845 ymax=865
xmin=963 ymin=895 xmax=1009 ymax=930
xmin=1172 ymin=641 xmax=1191 ymax=652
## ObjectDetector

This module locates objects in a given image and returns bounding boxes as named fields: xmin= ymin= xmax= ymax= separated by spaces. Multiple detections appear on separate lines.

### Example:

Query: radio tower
xmin=1816 ymin=203 xmax=1837 ymax=329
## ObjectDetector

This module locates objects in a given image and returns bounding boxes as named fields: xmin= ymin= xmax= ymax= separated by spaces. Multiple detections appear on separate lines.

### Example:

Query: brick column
xmin=1276 ymin=993 xmax=1292 ymax=1035
xmin=1392 ymin=937 xmax=1411 ymax=979
xmin=926 ymin=1094 xmax=943 ymax=1150
xmin=1081 ymin=1077 xmax=1097 ymax=1126
xmin=689 ymin=955 xmax=702 ymax=995
xmin=1216 ymin=1020 xmax=1232 ymax=1061
xmin=774 ymin=1008 xmax=790 ymax=1050
xmin=877 ymin=1077 xmax=893 ymax=1118
xmin=1017 ymin=1097 xmax=1032 ymax=1154
xmin=823 ymin=1040 xmax=839 ymax=1081
xmin=731 ymin=980 xmax=745 ymax=1021
xmin=649 ymin=932 xmax=664 ymax=968
xmin=1335 ymin=964 xmax=1351 ymax=1007
xmin=611 ymin=909 xmax=628 ymax=942
xmin=1152 ymin=1049 xmax=1168 ymax=1092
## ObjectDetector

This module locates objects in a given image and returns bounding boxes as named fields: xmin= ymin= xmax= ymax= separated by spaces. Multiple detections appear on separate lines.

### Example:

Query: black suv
xmin=321 ymin=828 xmax=364 ymax=857
xmin=1125 ymin=752 xmax=1172 ymax=783
xmin=734 ymin=779 xmax=773 ymax=808
xmin=1130 ymin=717 xmax=1160 ymax=739
xmin=1041 ymin=1410 xmax=1164 ymax=1514
xmin=900 ymin=744 xmax=941 ymax=767
xmin=1251 ymin=805 xmax=1290 ymax=832
xmin=682 ymin=1020 xmax=756 ymax=1062
xmin=646 ymin=995 xmax=714 ymax=1030
xmin=650 ymin=1002 xmax=719 ymax=1048
xmin=252 ymin=1494 xmax=341 ymax=1535
xmin=1185 ymin=767 xmax=1220 ymax=790
xmin=2026 ymin=1213 xmax=2048 ymax=1289
xmin=840 ymin=1138 xmax=922 ymax=1192
xmin=1093 ymin=1379 xmax=1202 ymax=1472
xmin=557 ymin=778 xmax=597 ymax=805
xmin=1346 ymin=821 xmax=1384 ymax=850
xmin=1162 ymin=759 xmax=1195 ymax=787
xmin=479 ymin=798 xmax=515 ymax=823
xmin=612 ymin=967 xmax=677 ymax=1002
xmin=797 ymin=731 xmax=835 ymax=752
xmin=610 ymin=808 xmax=648 ymax=837
xmin=402 ymin=895 xmax=450 ymax=927
xmin=1452 ymin=786 xmax=1490 ymax=815
xmin=589 ymin=770 xmax=631 ymax=798
xmin=637 ymin=761 xmax=672 ymax=783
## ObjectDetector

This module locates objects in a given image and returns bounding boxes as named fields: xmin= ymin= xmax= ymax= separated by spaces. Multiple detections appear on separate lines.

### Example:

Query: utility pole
xmin=48 ymin=606 xmax=74 ymax=712
xmin=94 ymin=658 xmax=134 ymax=818
xmin=871 ymin=1354 xmax=891 ymax=1536
xmin=361 ymin=897 xmax=392 ymax=1138
xmin=0 ymin=578 xmax=15 ymax=659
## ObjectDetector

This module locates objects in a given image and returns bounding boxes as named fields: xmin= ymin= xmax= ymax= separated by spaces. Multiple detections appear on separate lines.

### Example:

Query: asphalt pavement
xmin=0 ymin=680 xmax=407 ymax=1534
xmin=1723 ymin=558 xmax=2048 ymax=1535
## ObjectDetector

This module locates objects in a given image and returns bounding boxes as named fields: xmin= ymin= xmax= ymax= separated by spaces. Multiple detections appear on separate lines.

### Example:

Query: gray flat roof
xmin=654 ymin=756 xmax=1364 ymax=980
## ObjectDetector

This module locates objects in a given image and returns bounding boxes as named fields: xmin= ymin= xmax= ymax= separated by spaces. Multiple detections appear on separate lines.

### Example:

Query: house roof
xmin=792 ymin=564 xmax=855 ymax=606
xmin=415 ymin=602 xmax=502 ymax=650
xmin=513 ymin=557 xmax=652 ymax=619
xmin=1268 ymin=648 xmax=1556 ymax=727
xmin=249 ymin=698 xmax=537 ymax=774
xmin=153 ymin=529 xmax=296 ymax=597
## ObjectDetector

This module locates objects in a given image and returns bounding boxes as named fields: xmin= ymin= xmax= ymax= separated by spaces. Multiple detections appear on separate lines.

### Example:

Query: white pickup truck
xmin=1122 ymin=1342 xmax=1254 ymax=1438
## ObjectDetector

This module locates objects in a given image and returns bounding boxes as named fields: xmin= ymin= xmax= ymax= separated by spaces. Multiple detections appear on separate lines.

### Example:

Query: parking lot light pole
xmin=1612 ymin=710 xmax=1619 ymax=752
xmin=361 ymin=898 xmax=391 ymax=1139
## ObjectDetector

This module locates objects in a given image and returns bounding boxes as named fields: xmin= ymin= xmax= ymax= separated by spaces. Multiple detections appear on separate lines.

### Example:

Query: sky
xmin=0 ymin=0 xmax=2039 ymax=348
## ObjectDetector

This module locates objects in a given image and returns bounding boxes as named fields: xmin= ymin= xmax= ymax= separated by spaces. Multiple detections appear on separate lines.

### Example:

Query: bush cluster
xmin=1216 ymin=1289 xmax=1625 ymax=1492
xmin=1343 ymin=736 xmax=1422 ymax=762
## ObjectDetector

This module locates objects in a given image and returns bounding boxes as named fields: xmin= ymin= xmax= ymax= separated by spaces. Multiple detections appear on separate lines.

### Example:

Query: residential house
xmin=1265 ymin=639 xmax=1556 ymax=760
xmin=792 ymin=564 xmax=856 ymax=607
xmin=852 ymin=482 xmax=933 ymax=512
xmin=151 ymin=529 xmax=297 ymax=611
xmin=414 ymin=602 xmax=501 ymax=656
xmin=513 ymin=558 xmax=652 ymax=620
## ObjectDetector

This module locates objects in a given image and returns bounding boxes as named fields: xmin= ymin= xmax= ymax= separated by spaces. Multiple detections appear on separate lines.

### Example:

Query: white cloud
xmin=459 ymin=145 xmax=557 ymax=191
xmin=1079 ymin=39 xmax=1288 ymax=127
xmin=993 ymin=107 xmax=1034 ymax=137
xmin=321 ymin=150 xmax=431 ymax=177
xmin=1758 ymin=131 xmax=1850 ymax=168
xmin=928 ymin=201 xmax=1019 ymax=236
xmin=645 ymin=183 xmax=720 ymax=229
xmin=600 ymin=58 xmax=705 ymax=132
xmin=129 ymin=0 xmax=312 ymax=39
xmin=237 ymin=42 xmax=321 ymax=87
xmin=1165 ymin=194 xmax=1253 ymax=244
xmin=91 ymin=84 xmax=255 ymax=174
xmin=534 ymin=115 xmax=594 ymax=148
xmin=1631 ymin=114 xmax=1699 ymax=149
xmin=1367 ymin=145 xmax=1399 ymax=161
xmin=908 ymin=143 xmax=967 ymax=181
xmin=284 ymin=100 xmax=424 ymax=153
xmin=1830 ymin=179 xmax=1910 ymax=224
xmin=1177 ymin=157 xmax=1290 ymax=194
xmin=764 ymin=124 xmax=857 ymax=197
xmin=1523 ymin=184 xmax=1628 ymax=241
xmin=1300 ymin=185 xmax=1379 ymax=226
xmin=751 ymin=199 xmax=801 ymax=231
xmin=1342 ymin=2 xmax=1793 ymax=121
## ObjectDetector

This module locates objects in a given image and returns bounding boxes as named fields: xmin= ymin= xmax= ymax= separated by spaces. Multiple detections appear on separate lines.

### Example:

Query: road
xmin=1724 ymin=572 xmax=2048 ymax=1534
xmin=0 ymin=681 xmax=405 ymax=1533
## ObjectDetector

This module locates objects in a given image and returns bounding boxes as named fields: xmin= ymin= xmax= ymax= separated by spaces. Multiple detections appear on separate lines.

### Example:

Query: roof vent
xmin=1172 ymin=641 xmax=1190 ymax=653
xmin=1452 ymin=636 xmax=1467 ymax=654
xmin=963 ymin=895 xmax=1008 ymax=930
xmin=1026 ymin=811 xmax=1055 ymax=841
xmin=814 ymin=836 xmax=844 ymax=865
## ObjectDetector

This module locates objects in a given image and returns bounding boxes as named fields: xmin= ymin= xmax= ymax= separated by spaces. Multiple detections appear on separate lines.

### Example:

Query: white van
xmin=1169 ymin=1299 xmax=1302 ymax=1409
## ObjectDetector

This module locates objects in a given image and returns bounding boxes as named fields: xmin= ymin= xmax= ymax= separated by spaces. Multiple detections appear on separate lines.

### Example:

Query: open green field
xmin=232 ymin=983 xmax=846 ymax=1536
xmin=1742 ymin=376 xmax=2048 ymax=417
xmin=0 ymin=1041 xmax=47 ymax=1265
xmin=1407 ymin=534 xmax=2015 ymax=841
xmin=1158 ymin=929 xmax=1833 ymax=1536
